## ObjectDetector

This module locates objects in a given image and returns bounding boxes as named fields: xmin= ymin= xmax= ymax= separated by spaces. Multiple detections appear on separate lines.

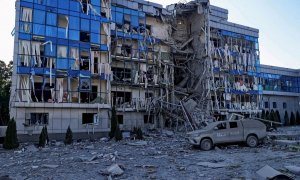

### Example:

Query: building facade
xmin=10 ymin=0 xmax=265 ymax=136
xmin=261 ymin=64 xmax=300 ymax=123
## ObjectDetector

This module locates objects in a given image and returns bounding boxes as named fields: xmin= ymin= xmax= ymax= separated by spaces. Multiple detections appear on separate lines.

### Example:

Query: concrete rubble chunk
xmin=127 ymin=141 xmax=148 ymax=146
xmin=41 ymin=164 xmax=59 ymax=169
xmin=85 ymin=145 xmax=95 ymax=150
xmin=196 ymin=162 xmax=230 ymax=168
xmin=26 ymin=145 xmax=38 ymax=153
xmin=162 ymin=130 xmax=174 ymax=137
xmin=285 ymin=165 xmax=300 ymax=175
xmin=256 ymin=165 xmax=292 ymax=180
xmin=101 ymin=164 xmax=124 ymax=177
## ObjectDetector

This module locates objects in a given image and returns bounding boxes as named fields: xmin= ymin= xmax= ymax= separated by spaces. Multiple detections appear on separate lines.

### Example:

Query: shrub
xmin=109 ymin=106 xmax=118 ymax=139
xmin=275 ymin=110 xmax=281 ymax=123
xmin=64 ymin=126 xmax=73 ymax=145
xmin=296 ymin=111 xmax=300 ymax=125
xmin=38 ymin=126 xmax=48 ymax=148
xmin=290 ymin=112 xmax=296 ymax=126
xmin=261 ymin=109 xmax=266 ymax=119
xmin=284 ymin=111 xmax=289 ymax=126
xmin=114 ymin=125 xmax=122 ymax=141
xmin=3 ymin=118 xmax=19 ymax=150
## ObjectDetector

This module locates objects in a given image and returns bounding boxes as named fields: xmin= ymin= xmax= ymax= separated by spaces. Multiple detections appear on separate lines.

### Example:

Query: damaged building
xmin=10 ymin=0 xmax=262 ymax=136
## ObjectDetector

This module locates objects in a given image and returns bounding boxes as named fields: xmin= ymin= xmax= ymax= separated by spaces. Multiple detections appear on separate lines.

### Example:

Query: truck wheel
xmin=200 ymin=138 xmax=213 ymax=151
xmin=246 ymin=135 xmax=258 ymax=147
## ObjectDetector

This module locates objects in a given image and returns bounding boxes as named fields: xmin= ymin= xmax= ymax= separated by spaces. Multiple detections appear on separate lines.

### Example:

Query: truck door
xmin=228 ymin=121 xmax=243 ymax=142
xmin=212 ymin=122 xmax=231 ymax=143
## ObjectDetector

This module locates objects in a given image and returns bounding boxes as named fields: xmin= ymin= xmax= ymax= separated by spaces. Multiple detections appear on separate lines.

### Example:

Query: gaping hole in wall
xmin=90 ymin=86 xmax=98 ymax=102
xmin=80 ymin=31 xmax=91 ymax=42
xmin=112 ymin=91 xmax=132 ymax=108
xmin=82 ymin=113 xmax=96 ymax=124
xmin=81 ymin=0 xmax=90 ymax=14
xmin=121 ymin=44 xmax=132 ymax=57
xmin=80 ymin=50 xmax=90 ymax=70
xmin=112 ymin=67 xmax=132 ymax=83
xmin=144 ymin=115 xmax=154 ymax=124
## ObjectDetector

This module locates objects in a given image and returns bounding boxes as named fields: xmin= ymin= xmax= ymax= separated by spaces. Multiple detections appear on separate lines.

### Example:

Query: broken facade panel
xmin=10 ymin=0 xmax=261 ymax=136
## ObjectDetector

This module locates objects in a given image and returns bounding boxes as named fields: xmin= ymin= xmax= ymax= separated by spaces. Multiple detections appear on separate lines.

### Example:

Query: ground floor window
xmin=82 ymin=113 xmax=97 ymax=124
xmin=117 ymin=115 xmax=123 ymax=124
xmin=25 ymin=113 xmax=49 ymax=126
xmin=144 ymin=115 xmax=154 ymax=124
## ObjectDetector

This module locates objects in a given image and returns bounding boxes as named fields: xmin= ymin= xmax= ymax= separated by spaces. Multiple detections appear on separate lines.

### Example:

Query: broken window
xmin=90 ymin=86 xmax=98 ymax=102
xmin=70 ymin=78 xmax=79 ymax=103
xmin=112 ymin=91 xmax=132 ymax=108
xmin=69 ymin=47 xmax=80 ymax=70
xmin=82 ymin=113 xmax=96 ymax=124
xmin=112 ymin=67 xmax=131 ymax=83
xmin=144 ymin=115 xmax=154 ymax=124
xmin=25 ymin=113 xmax=49 ymax=126
xmin=20 ymin=7 xmax=32 ymax=33
xmin=58 ymin=15 xmax=69 ymax=38
xmin=80 ymin=50 xmax=90 ymax=71
xmin=80 ymin=31 xmax=90 ymax=42
xmin=283 ymin=102 xmax=287 ymax=109
xmin=81 ymin=0 xmax=90 ymax=14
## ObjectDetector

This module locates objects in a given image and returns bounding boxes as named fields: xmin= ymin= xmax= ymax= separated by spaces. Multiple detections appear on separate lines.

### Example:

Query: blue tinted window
xmin=131 ymin=15 xmax=139 ymax=27
xmin=91 ymin=33 xmax=100 ymax=44
xmin=46 ymin=26 xmax=57 ymax=37
xmin=58 ymin=27 xmax=67 ymax=39
xmin=69 ymin=16 xmax=79 ymax=30
xmin=56 ymin=59 xmax=68 ymax=69
xmin=58 ymin=0 xmax=69 ymax=10
xmin=33 ymin=10 xmax=45 ymax=24
xmin=34 ymin=0 xmax=46 ymax=5
xmin=45 ymin=44 xmax=56 ymax=56
xmin=46 ymin=0 xmax=57 ymax=7
xmin=69 ymin=30 xmax=80 ymax=41
xmin=70 ymin=1 xmax=80 ymax=12
xmin=81 ymin=19 xmax=90 ymax=31
xmin=116 ymin=12 xmax=123 ymax=24
xmin=91 ymin=20 xmax=100 ymax=33
xmin=20 ymin=22 xmax=32 ymax=33
xmin=33 ymin=24 xmax=45 ymax=35
xmin=46 ymin=13 xmax=57 ymax=26
xmin=91 ymin=0 xmax=100 ymax=6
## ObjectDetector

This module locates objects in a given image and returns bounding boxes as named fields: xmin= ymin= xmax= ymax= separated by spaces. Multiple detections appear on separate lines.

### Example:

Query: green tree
xmin=0 ymin=60 xmax=13 ymax=126
xmin=109 ymin=106 xmax=118 ymax=139
xmin=261 ymin=109 xmax=266 ymax=119
xmin=275 ymin=110 xmax=281 ymax=123
xmin=290 ymin=112 xmax=296 ymax=126
xmin=266 ymin=110 xmax=270 ymax=120
xmin=296 ymin=111 xmax=300 ymax=125
xmin=64 ymin=126 xmax=73 ymax=145
xmin=38 ymin=127 xmax=48 ymax=147
xmin=114 ymin=125 xmax=122 ymax=141
xmin=270 ymin=109 xmax=275 ymax=122
xmin=284 ymin=111 xmax=289 ymax=126
xmin=3 ymin=118 xmax=19 ymax=150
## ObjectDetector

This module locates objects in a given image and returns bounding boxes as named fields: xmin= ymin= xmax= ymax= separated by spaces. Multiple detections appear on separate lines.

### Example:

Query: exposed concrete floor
xmin=0 ymin=129 xmax=300 ymax=180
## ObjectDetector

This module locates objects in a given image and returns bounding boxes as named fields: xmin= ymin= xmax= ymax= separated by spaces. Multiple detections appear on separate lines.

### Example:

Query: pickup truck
xmin=187 ymin=119 xmax=267 ymax=150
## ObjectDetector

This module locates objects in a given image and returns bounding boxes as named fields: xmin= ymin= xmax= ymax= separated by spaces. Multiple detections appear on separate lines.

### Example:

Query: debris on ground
xmin=256 ymin=165 xmax=292 ymax=180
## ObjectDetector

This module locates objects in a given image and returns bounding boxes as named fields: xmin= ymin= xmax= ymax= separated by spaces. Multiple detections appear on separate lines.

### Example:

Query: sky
xmin=0 ymin=0 xmax=299 ymax=69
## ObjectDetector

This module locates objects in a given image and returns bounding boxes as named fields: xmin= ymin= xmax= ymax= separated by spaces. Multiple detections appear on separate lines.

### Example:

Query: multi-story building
xmin=261 ymin=64 xmax=300 ymax=123
xmin=10 ymin=0 xmax=264 ymax=137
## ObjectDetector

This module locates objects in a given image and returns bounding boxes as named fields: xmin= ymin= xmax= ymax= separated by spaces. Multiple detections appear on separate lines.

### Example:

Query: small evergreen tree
xmin=44 ymin=126 xmax=49 ymax=143
xmin=290 ymin=112 xmax=296 ymax=126
xmin=109 ymin=106 xmax=118 ymax=139
xmin=261 ymin=109 xmax=266 ymax=119
xmin=38 ymin=127 xmax=47 ymax=148
xmin=270 ymin=110 xmax=275 ymax=122
xmin=114 ymin=125 xmax=122 ymax=141
xmin=64 ymin=126 xmax=73 ymax=145
xmin=284 ymin=111 xmax=289 ymax=126
xmin=296 ymin=111 xmax=300 ymax=125
xmin=266 ymin=110 xmax=270 ymax=120
xmin=275 ymin=110 xmax=281 ymax=123
xmin=3 ymin=118 xmax=19 ymax=150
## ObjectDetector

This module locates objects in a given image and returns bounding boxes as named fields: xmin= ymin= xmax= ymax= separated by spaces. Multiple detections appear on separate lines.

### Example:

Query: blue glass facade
xmin=16 ymin=0 xmax=111 ymax=104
